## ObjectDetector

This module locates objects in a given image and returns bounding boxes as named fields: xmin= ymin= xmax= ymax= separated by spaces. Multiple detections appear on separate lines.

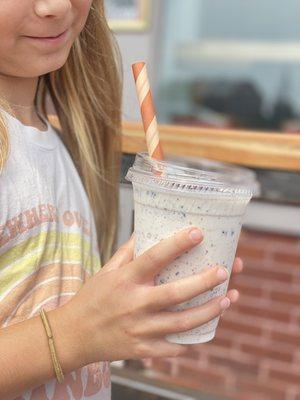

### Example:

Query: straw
xmin=132 ymin=62 xmax=164 ymax=161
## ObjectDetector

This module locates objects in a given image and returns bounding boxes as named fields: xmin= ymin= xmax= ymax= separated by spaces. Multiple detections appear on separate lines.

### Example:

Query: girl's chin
xmin=29 ymin=54 xmax=71 ymax=76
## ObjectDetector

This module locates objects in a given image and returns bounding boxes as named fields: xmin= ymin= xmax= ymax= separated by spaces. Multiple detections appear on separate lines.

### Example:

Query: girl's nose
xmin=34 ymin=0 xmax=72 ymax=18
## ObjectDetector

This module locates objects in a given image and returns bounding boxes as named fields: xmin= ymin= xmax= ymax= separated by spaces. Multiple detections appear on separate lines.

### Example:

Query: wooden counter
xmin=122 ymin=122 xmax=300 ymax=171
xmin=48 ymin=116 xmax=300 ymax=171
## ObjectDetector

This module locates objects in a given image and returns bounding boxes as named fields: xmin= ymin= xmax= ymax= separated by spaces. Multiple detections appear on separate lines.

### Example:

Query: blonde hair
xmin=0 ymin=1 xmax=123 ymax=264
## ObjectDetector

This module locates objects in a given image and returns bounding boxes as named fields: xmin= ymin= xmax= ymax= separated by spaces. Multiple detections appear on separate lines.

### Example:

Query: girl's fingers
xmin=103 ymin=234 xmax=135 ymax=271
xmin=128 ymin=227 xmax=203 ymax=283
xmin=146 ymin=265 xmax=229 ymax=311
xmin=140 ymin=295 xmax=230 ymax=337
xmin=227 ymin=289 xmax=239 ymax=303
xmin=232 ymin=257 xmax=243 ymax=275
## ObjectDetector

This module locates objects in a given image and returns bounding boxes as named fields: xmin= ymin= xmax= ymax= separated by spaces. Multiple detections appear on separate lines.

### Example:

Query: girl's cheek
xmin=73 ymin=0 xmax=93 ymax=30
xmin=74 ymin=0 xmax=93 ymax=13
xmin=74 ymin=0 xmax=92 ymax=17
xmin=83 ymin=0 xmax=93 ymax=15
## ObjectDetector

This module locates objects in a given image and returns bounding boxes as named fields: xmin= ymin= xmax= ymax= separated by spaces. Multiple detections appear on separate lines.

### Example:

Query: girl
xmin=0 ymin=1 xmax=243 ymax=399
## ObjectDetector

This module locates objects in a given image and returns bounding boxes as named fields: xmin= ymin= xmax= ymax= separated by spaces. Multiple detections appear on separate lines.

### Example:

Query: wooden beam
xmin=48 ymin=116 xmax=300 ymax=171
xmin=123 ymin=122 xmax=300 ymax=171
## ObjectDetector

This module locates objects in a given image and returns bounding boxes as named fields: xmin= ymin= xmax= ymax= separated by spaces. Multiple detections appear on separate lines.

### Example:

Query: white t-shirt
xmin=0 ymin=110 xmax=111 ymax=400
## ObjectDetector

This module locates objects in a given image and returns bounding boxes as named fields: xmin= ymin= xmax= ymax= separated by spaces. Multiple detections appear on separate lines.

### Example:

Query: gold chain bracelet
xmin=40 ymin=308 xmax=65 ymax=384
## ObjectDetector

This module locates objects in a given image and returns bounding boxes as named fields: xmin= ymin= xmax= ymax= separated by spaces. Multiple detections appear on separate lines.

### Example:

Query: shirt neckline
xmin=2 ymin=109 xmax=58 ymax=150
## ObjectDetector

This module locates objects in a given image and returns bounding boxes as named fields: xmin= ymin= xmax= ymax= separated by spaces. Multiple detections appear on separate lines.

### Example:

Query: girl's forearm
xmin=0 ymin=305 xmax=84 ymax=399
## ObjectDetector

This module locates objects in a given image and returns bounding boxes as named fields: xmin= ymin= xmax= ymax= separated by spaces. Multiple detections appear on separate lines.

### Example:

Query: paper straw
xmin=132 ymin=62 xmax=164 ymax=160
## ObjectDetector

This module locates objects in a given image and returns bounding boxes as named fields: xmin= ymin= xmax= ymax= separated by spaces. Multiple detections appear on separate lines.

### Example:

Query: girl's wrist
xmin=47 ymin=304 xmax=88 ymax=375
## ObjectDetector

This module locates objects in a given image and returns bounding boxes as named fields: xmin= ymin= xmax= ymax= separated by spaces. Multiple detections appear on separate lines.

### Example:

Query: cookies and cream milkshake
xmin=126 ymin=153 xmax=255 ymax=344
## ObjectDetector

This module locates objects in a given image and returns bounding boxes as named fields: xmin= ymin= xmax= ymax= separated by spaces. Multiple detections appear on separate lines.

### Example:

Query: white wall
xmin=114 ymin=0 xmax=164 ymax=121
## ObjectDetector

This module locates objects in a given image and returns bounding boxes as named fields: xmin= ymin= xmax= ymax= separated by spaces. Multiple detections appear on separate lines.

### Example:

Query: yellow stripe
xmin=0 ymin=231 xmax=99 ymax=266
xmin=0 ymin=231 xmax=101 ymax=292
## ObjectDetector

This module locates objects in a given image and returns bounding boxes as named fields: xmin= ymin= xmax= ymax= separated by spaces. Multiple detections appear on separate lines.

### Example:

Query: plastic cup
xmin=126 ymin=153 xmax=257 ymax=344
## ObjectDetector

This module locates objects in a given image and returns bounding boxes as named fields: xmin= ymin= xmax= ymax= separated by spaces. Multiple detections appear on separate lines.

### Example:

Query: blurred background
xmin=116 ymin=0 xmax=300 ymax=133
xmin=105 ymin=1 xmax=300 ymax=399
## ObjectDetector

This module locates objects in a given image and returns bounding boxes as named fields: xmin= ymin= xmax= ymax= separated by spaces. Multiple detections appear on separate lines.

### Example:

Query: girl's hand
xmin=63 ymin=228 xmax=243 ymax=364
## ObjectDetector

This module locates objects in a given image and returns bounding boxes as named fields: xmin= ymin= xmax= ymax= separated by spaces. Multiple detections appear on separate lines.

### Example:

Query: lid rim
xmin=125 ymin=152 xmax=257 ymax=197
xmin=126 ymin=169 xmax=254 ymax=197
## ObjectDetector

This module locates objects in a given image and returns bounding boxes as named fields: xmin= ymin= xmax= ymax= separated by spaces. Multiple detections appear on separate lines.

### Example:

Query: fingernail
xmin=189 ymin=228 xmax=202 ymax=243
xmin=238 ymin=258 xmax=244 ymax=271
xmin=217 ymin=267 xmax=228 ymax=281
xmin=220 ymin=298 xmax=231 ymax=310
xmin=236 ymin=257 xmax=243 ymax=265
xmin=231 ymin=289 xmax=240 ymax=303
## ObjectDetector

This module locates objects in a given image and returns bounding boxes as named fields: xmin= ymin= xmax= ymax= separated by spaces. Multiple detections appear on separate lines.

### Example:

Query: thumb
xmin=103 ymin=233 xmax=135 ymax=272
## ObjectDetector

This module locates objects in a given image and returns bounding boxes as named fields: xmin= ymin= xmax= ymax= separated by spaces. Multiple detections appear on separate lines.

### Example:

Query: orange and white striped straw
xmin=132 ymin=62 xmax=164 ymax=160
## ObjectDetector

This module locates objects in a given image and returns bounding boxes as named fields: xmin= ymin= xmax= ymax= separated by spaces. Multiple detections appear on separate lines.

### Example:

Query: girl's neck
xmin=10 ymin=106 xmax=48 ymax=131
xmin=0 ymin=74 xmax=46 ymax=130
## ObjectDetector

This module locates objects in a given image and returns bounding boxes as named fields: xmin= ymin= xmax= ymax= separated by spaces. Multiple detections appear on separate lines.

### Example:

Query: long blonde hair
xmin=0 ymin=1 xmax=123 ymax=264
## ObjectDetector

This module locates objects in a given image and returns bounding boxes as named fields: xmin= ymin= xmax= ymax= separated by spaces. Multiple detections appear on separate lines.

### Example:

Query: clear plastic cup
xmin=126 ymin=153 xmax=256 ymax=344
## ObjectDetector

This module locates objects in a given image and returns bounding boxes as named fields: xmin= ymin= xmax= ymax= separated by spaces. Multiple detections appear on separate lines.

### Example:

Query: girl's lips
xmin=24 ymin=29 xmax=69 ymax=45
